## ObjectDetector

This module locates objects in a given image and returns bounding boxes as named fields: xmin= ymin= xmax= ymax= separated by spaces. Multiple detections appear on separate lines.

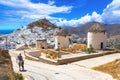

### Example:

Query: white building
xmin=87 ymin=23 xmax=107 ymax=49
xmin=0 ymin=41 xmax=16 ymax=50
xmin=54 ymin=29 xmax=71 ymax=49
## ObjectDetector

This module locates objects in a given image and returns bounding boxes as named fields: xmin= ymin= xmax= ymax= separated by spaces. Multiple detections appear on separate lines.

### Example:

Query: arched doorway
xmin=101 ymin=42 xmax=103 ymax=49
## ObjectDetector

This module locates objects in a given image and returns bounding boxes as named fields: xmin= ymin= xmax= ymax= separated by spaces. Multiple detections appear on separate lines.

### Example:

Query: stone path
xmin=72 ymin=53 xmax=120 ymax=68
xmin=9 ymin=50 xmax=115 ymax=80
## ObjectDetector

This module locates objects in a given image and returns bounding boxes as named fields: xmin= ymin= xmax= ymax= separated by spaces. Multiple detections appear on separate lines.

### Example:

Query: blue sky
xmin=0 ymin=0 xmax=120 ymax=30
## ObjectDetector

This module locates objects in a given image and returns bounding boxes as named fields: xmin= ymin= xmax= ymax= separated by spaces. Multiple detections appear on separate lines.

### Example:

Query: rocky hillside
xmin=64 ymin=22 xmax=120 ymax=38
xmin=28 ymin=18 xmax=58 ymax=30
xmin=0 ymin=49 xmax=14 ymax=79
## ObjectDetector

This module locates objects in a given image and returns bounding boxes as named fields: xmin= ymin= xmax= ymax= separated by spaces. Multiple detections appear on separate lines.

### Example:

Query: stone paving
xmin=9 ymin=50 xmax=116 ymax=80
xmin=72 ymin=53 xmax=120 ymax=68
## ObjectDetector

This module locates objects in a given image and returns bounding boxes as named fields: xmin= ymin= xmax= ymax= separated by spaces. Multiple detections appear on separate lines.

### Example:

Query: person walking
xmin=16 ymin=53 xmax=24 ymax=71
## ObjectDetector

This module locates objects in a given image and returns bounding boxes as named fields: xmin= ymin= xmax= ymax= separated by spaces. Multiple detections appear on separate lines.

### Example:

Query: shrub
xmin=81 ymin=45 xmax=94 ymax=54
xmin=88 ymin=44 xmax=94 ymax=54
xmin=14 ymin=73 xmax=23 ymax=80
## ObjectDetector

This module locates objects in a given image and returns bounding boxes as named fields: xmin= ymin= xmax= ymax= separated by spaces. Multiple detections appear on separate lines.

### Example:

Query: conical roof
xmin=57 ymin=29 xmax=70 ymax=36
xmin=88 ymin=23 xmax=106 ymax=32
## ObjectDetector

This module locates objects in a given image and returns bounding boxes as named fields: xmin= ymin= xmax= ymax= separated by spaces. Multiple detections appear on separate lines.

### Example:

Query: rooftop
xmin=56 ymin=29 xmax=70 ymax=36
xmin=88 ymin=23 xmax=106 ymax=33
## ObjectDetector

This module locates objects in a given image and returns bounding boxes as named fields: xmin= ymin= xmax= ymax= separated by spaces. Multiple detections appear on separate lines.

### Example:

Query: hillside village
xmin=0 ymin=19 xmax=60 ymax=50
xmin=0 ymin=19 xmax=120 ymax=51
xmin=0 ymin=18 xmax=118 ymax=61
xmin=1 ymin=0 xmax=120 ymax=79
xmin=0 ymin=18 xmax=120 ymax=80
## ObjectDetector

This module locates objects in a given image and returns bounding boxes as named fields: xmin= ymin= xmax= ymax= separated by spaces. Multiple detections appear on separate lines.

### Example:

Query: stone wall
xmin=25 ymin=50 xmax=117 ymax=65
xmin=58 ymin=51 xmax=116 ymax=65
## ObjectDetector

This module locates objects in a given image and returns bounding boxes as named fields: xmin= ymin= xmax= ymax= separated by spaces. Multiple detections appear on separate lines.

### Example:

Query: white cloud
xmin=1 ymin=0 xmax=120 ymax=27
xmin=22 ymin=14 xmax=59 ymax=20
xmin=48 ymin=0 xmax=55 ymax=5
xmin=0 ymin=0 xmax=72 ymax=19
xmin=57 ymin=0 xmax=120 ymax=27
xmin=57 ymin=11 xmax=102 ymax=27
xmin=91 ymin=12 xmax=102 ymax=22
xmin=101 ymin=0 xmax=120 ymax=23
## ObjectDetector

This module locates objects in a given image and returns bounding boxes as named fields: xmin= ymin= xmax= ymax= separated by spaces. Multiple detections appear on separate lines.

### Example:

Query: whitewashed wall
xmin=87 ymin=32 xmax=107 ymax=49
xmin=55 ymin=36 xmax=70 ymax=49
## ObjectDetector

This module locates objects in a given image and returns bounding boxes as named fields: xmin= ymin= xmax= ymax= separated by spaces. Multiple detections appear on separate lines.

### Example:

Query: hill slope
xmin=64 ymin=22 xmax=120 ymax=38
xmin=27 ymin=18 xmax=58 ymax=30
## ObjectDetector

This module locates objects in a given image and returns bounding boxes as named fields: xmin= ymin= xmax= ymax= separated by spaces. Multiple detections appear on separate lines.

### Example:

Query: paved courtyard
xmin=9 ymin=50 xmax=116 ymax=80
xmin=72 ymin=53 xmax=120 ymax=68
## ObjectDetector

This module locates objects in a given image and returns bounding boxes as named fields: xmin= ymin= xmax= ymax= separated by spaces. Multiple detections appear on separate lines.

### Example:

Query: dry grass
xmin=41 ymin=50 xmax=58 ymax=59
xmin=61 ymin=43 xmax=87 ymax=53
xmin=93 ymin=59 xmax=120 ymax=80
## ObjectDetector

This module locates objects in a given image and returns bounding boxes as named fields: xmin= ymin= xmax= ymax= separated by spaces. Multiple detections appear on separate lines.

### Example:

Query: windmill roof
xmin=88 ymin=23 xmax=106 ymax=32
xmin=57 ymin=29 xmax=70 ymax=36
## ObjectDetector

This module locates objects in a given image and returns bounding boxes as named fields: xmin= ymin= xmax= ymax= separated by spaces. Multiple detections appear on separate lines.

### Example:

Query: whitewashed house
xmin=0 ymin=41 xmax=16 ymax=50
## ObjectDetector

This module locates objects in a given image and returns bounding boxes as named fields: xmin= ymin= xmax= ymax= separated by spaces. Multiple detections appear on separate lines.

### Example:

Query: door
xmin=101 ymin=42 xmax=103 ymax=49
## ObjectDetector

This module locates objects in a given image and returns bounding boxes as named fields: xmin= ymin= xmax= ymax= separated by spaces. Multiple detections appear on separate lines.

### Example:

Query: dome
xmin=88 ymin=23 xmax=106 ymax=33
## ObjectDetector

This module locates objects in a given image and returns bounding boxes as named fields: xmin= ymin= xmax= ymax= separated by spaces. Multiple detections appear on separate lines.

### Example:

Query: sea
xmin=0 ymin=30 xmax=14 ymax=35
